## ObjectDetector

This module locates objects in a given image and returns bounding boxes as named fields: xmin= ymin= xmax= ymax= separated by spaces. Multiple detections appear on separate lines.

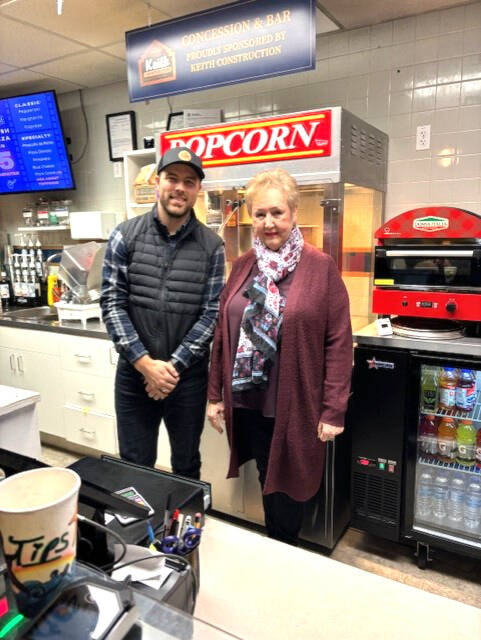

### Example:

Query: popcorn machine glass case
xmin=159 ymin=107 xmax=388 ymax=548
xmin=166 ymin=107 xmax=388 ymax=333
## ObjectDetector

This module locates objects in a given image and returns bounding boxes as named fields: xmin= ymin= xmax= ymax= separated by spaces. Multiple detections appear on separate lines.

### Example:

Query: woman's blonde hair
xmin=245 ymin=168 xmax=299 ymax=214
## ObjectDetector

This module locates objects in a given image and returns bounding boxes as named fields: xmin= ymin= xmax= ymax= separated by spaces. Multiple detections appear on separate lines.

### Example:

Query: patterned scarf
xmin=232 ymin=225 xmax=304 ymax=392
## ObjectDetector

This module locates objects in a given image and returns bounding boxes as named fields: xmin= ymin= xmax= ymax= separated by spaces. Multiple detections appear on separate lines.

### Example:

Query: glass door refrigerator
xmin=405 ymin=359 xmax=481 ymax=568
xmin=350 ymin=341 xmax=481 ymax=567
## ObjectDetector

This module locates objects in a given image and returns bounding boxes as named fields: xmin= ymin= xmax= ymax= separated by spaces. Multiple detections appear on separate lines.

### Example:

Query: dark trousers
xmin=115 ymin=358 xmax=207 ymax=479
xmin=234 ymin=408 xmax=304 ymax=545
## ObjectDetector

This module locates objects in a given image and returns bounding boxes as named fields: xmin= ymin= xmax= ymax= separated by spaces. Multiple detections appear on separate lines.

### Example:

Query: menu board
xmin=0 ymin=90 xmax=75 ymax=194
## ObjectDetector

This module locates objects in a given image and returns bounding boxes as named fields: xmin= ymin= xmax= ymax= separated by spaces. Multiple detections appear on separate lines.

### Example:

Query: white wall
xmin=1 ymin=2 xmax=481 ymax=237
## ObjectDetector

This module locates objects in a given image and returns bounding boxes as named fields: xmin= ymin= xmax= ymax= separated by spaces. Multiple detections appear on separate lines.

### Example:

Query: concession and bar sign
xmin=159 ymin=110 xmax=332 ymax=168
xmin=126 ymin=0 xmax=316 ymax=102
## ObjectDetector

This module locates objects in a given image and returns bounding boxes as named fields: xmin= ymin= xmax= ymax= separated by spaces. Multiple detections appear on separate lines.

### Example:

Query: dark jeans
xmin=234 ymin=408 xmax=304 ymax=545
xmin=115 ymin=358 xmax=207 ymax=479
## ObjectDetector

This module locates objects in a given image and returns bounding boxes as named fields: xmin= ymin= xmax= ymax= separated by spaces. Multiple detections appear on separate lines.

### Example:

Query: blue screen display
xmin=0 ymin=90 xmax=75 ymax=195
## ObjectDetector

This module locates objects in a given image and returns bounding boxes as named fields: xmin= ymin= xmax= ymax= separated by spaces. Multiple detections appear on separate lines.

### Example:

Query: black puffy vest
xmin=120 ymin=207 xmax=223 ymax=363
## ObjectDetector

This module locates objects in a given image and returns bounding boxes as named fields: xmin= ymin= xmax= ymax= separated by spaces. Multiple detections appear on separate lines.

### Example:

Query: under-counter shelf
xmin=18 ymin=225 xmax=69 ymax=231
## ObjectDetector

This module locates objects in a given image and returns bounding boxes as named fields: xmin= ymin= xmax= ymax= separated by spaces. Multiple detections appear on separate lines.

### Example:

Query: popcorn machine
xmin=158 ymin=107 xmax=389 ymax=549
xmin=160 ymin=107 xmax=388 ymax=333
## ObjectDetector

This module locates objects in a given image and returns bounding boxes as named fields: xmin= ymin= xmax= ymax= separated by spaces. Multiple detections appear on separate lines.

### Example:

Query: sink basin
xmin=3 ymin=306 xmax=58 ymax=321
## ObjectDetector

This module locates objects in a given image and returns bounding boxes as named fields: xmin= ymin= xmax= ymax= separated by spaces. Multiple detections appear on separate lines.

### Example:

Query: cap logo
xmin=178 ymin=150 xmax=192 ymax=162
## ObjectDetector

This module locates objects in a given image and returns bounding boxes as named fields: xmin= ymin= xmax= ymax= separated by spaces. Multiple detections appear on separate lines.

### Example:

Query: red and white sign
xmin=159 ymin=109 xmax=332 ymax=169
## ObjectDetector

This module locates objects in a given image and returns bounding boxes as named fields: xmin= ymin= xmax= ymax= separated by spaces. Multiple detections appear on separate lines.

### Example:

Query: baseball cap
xmin=156 ymin=146 xmax=205 ymax=180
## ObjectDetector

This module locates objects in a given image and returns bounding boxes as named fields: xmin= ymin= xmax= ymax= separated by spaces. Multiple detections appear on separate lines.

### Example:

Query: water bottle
xmin=432 ymin=472 xmax=449 ymax=520
xmin=464 ymin=479 xmax=481 ymax=531
xmin=447 ymin=475 xmax=465 ymax=523
xmin=416 ymin=471 xmax=433 ymax=518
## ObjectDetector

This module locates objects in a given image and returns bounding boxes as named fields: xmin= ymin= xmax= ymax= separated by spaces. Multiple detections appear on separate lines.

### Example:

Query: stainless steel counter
xmin=0 ymin=307 xmax=109 ymax=340
xmin=354 ymin=323 xmax=481 ymax=357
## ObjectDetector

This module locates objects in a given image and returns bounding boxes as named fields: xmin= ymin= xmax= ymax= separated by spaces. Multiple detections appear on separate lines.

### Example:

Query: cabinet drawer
xmin=64 ymin=404 xmax=118 ymax=454
xmin=0 ymin=327 xmax=60 ymax=354
xmin=60 ymin=336 xmax=116 ymax=376
xmin=63 ymin=371 xmax=114 ymax=414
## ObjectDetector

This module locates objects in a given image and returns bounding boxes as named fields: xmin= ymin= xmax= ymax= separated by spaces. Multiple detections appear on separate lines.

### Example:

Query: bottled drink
xmin=0 ymin=268 xmax=13 ymax=312
xmin=476 ymin=428 xmax=481 ymax=471
xmin=21 ymin=205 xmax=35 ymax=226
xmin=447 ymin=475 xmax=465 ymax=523
xmin=418 ymin=414 xmax=438 ymax=459
xmin=437 ymin=417 xmax=457 ymax=463
xmin=456 ymin=419 xmax=476 ymax=467
xmin=421 ymin=367 xmax=437 ymax=412
xmin=438 ymin=367 xmax=458 ymax=410
xmin=432 ymin=473 xmax=449 ymax=519
xmin=416 ymin=470 xmax=433 ymax=518
xmin=455 ymin=369 xmax=477 ymax=412
xmin=464 ymin=479 xmax=481 ymax=531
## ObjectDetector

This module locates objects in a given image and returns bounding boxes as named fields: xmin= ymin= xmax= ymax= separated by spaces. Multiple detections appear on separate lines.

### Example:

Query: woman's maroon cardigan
xmin=208 ymin=244 xmax=353 ymax=502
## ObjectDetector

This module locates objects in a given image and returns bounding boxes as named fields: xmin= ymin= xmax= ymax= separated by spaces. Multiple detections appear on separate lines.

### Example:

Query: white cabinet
xmin=0 ymin=328 xmax=64 ymax=438
xmin=0 ymin=325 xmax=119 ymax=453
xmin=123 ymin=149 xmax=156 ymax=219
xmin=58 ymin=334 xmax=118 ymax=455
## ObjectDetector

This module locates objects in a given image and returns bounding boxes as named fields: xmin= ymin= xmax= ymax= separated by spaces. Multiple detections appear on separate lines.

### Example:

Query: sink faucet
xmin=46 ymin=252 xmax=62 ymax=263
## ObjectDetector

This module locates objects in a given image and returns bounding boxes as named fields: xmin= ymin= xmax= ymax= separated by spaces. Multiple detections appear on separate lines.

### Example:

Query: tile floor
xmin=40 ymin=445 xmax=481 ymax=610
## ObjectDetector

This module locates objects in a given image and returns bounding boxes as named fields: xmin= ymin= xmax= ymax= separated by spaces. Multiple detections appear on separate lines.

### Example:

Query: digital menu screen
xmin=0 ymin=90 xmax=75 ymax=195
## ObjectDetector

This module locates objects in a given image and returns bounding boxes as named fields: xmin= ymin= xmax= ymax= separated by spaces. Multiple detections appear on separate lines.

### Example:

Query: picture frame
xmin=106 ymin=111 xmax=137 ymax=161
xmin=166 ymin=111 xmax=184 ymax=131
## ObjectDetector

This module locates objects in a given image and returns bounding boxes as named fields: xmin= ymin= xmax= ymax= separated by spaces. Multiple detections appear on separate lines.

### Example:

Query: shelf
xmin=18 ymin=225 xmax=69 ymax=232
xmin=418 ymin=455 xmax=481 ymax=475
xmin=420 ymin=403 xmax=480 ymax=422
xmin=128 ymin=202 xmax=154 ymax=209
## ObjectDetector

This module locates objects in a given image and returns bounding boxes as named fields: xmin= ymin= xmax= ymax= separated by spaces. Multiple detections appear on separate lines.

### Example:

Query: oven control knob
xmin=401 ymin=300 xmax=408 ymax=307
xmin=446 ymin=301 xmax=457 ymax=314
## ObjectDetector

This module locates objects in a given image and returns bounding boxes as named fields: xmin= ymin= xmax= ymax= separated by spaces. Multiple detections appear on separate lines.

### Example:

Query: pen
xmin=163 ymin=493 xmax=172 ymax=536
xmin=181 ymin=515 xmax=192 ymax=537
xmin=169 ymin=508 xmax=180 ymax=536
xmin=146 ymin=519 xmax=155 ymax=543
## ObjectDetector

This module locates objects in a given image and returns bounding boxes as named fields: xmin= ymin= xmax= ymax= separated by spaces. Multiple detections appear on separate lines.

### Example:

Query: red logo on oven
xmin=412 ymin=216 xmax=449 ymax=232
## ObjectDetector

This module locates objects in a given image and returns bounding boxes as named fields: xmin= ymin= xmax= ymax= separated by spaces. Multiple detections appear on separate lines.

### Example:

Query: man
xmin=101 ymin=147 xmax=225 ymax=479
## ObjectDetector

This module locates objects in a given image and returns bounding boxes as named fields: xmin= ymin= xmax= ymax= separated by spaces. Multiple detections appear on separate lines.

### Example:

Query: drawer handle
xmin=78 ymin=391 xmax=95 ymax=400
xmin=80 ymin=427 xmax=95 ymax=436
xmin=74 ymin=354 xmax=92 ymax=364
xmin=17 ymin=355 xmax=24 ymax=373
xmin=9 ymin=354 xmax=16 ymax=372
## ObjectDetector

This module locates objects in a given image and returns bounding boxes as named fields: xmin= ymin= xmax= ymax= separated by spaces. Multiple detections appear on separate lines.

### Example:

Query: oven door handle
xmin=385 ymin=250 xmax=474 ymax=257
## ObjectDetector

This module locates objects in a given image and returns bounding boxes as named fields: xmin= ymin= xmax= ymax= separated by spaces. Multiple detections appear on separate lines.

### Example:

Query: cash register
xmin=0 ymin=449 xmax=210 ymax=639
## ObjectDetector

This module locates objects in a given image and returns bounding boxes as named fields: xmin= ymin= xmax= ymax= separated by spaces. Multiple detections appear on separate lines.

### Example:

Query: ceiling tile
xmin=0 ymin=69 xmax=82 ymax=98
xmin=0 ymin=15 xmax=87 ymax=66
xmin=30 ymin=51 xmax=127 ymax=87
xmin=0 ymin=0 xmax=169 ymax=47
xmin=319 ymin=0 xmax=472 ymax=30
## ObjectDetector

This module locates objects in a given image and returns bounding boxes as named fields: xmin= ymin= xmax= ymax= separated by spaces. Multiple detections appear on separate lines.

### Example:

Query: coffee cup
xmin=0 ymin=467 xmax=81 ymax=614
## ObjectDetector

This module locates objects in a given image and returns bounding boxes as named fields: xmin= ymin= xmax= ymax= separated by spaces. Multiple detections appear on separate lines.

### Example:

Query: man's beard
xmin=160 ymin=194 xmax=190 ymax=218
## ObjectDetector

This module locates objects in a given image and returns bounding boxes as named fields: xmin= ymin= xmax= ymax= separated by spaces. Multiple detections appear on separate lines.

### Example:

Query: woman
xmin=207 ymin=168 xmax=352 ymax=545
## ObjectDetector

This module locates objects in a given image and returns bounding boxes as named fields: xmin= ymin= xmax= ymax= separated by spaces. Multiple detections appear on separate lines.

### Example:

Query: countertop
xmin=0 ymin=309 xmax=109 ymax=339
xmin=196 ymin=516 xmax=481 ymax=640
xmin=354 ymin=323 xmax=481 ymax=357
xmin=0 ymin=385 xmax=40 ymax=417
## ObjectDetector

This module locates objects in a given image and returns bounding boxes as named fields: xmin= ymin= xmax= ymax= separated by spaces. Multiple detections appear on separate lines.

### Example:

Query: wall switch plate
xmin=113 ymin=162 xmax=123 ymax=178
xmin=416 ymin=125 xmax=431 ymax=150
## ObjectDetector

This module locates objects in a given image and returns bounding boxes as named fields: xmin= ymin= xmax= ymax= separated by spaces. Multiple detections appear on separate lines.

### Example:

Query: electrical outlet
xmin=416 ymin=125 xmax=431 ymax=151
xmin=113 ymin=162 xmax=123 ymax=178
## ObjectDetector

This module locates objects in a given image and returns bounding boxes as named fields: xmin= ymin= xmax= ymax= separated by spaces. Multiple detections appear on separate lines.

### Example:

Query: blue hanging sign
xmin=126 ymin=0 xmax=316 ymax=102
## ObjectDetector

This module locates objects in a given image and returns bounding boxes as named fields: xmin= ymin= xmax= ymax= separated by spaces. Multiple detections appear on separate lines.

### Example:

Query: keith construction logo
xmin=139 ymin=40 xmax=176 ymax=86
xmin=413 ymin=216 xmax=449 ymax=233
